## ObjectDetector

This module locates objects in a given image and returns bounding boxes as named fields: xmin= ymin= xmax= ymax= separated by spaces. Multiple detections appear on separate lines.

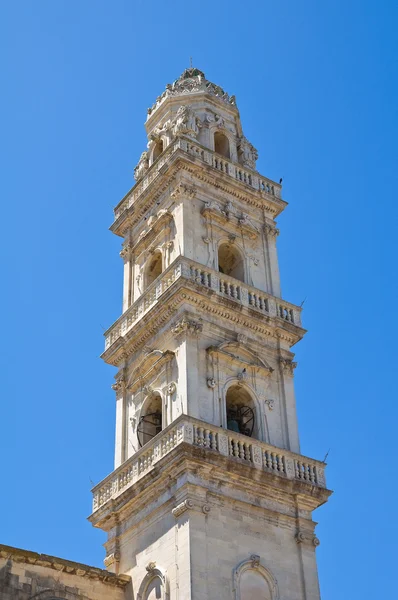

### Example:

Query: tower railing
xmin=113 ymin=136 xmax=282 ymax=221
xmin=91 ymin=415 xmax=327 ymax=513
xmin=103 ymin=257 xmax=302 ymax=351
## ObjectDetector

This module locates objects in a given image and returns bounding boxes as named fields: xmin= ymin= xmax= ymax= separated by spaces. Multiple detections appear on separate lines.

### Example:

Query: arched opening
xmin=145 ymin=251 xmax=162 ymax=288
xmin=240 ymin=570 xmax=272 ymax=600
xmin=144 ymin=576 xmax=162 ymax=599
xmin=137 ymin=393 xmax=163 ymax=447
xmin=153 ymin=139 xmax=164 ymax=162
xmin=214 ymin=131 xmax=230 ymax=158
xmin=226 ymin=385 xmax=256 ymax=438
xmin=218 ymin=243 xmax=245 ymax=282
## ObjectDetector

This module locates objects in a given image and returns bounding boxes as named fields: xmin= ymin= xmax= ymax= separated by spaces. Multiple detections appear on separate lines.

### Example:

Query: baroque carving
xmin=170 ymin=182 xmax=196 ymax=199
xmin=134 ymin=151 xmax=149 ymax=181
xmin=237 ymin=334 xmax=247 ymax=344
xmin=207 ymin=377 xmax=216 ymax=389
xmin=238 ymin=136 xmax=258 ymax=170
xmin=172 ymin=105 xmax=202 ymax=138
xmin=172 ymin=499 xmax=194 ymax=518
xmin=264 ymin=223 xmax=280 ymax=237
xmin=112 ymin=378 xmax=126 ymax=393
xmin=265 ymin=398 xmax=275 ymax=411
xmin=167 ymin=382 xmax=176 ymax=395
xmin=280 ymin=358 xmax=297 ymax=376
xmin=171 ymin=316 xmax=203 ymax=337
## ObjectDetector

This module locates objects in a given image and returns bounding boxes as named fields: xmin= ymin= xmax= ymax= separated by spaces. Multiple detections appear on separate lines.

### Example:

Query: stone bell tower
xmin=89 ymin=68 xmax=331 ymax=600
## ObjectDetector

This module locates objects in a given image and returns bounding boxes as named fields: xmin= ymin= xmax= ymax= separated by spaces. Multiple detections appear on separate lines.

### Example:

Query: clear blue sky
xmin=0 ymin=1 xmax=396 ymax=598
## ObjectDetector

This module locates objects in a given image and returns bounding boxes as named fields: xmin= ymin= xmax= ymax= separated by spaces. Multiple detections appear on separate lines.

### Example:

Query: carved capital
xmin=202 ymin=503 xmax=211 ymax=514
xmin=120 ymin=244 xmax=133 ymax=260
xmin=170 ymin=182 xmax=196 ymax=199
xmin=295 ymin=531 xmax=306 ymax=544
xmin=172 ymin=499 xmax=194 ymax=518
xmin=112 ymin=378 xmax=126 ymax=393
xmin=171 ymin=316 xmax=203 ymax=337
xmin=264 ymin=223 xmax=280 ymax=238
xmin=280 ymin=358 xmax=297 ymax=376
xmin=104 ymin=552 xmax=120 ymax=569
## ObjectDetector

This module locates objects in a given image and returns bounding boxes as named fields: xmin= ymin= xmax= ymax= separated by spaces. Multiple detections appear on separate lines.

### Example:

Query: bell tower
xmin=89 ymin=68 xmax=331 ymax=600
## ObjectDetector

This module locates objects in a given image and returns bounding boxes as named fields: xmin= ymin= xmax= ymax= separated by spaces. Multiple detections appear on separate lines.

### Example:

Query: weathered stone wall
xmin=0 ymin=546 xmax=130 ymax=600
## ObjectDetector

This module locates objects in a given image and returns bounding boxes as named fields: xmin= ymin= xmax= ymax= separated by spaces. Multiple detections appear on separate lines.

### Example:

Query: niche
xmin=218 ymin=243 xmax=245 ymax=282
xmin=214 ymin=131 xmax=230 ymax=158
xmin=226 ymin=384 xmax=256 ymax=438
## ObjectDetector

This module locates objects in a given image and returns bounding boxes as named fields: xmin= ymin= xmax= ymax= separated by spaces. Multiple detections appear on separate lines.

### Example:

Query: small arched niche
xmin=218 ymin=243 xmax=245 ymax=282
xmin=152 ymin=139 xmax=164 ymax=162
xmin=214 ymin=131 xmax=230 ymax=158
xmin=145 ymin=250 xmax=163 ymax=288
xmin=240 ymin=570 xmax=272 ymax=600
xmin=226 ymin=384 xmax=256 ymax=438
xmin=137 ymin=393 xmax=163 ymax=447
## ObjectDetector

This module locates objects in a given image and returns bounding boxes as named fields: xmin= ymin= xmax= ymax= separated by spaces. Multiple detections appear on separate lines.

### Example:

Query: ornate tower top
xmin=147 ymin=67 xmax=237 ymax=120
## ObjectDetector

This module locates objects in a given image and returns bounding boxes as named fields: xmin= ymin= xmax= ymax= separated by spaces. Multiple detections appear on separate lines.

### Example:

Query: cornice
xmin=0 ymin=544 xmax=130 ymax=587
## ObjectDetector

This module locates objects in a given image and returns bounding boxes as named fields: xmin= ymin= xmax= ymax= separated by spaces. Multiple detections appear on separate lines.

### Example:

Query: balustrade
xmin=114 ymin=138 xmax=281 ymax=222
xmin=92 ymin=416 xmax=326 ymax=512
xmin=104 ymin=258 xmax=301 ymax=351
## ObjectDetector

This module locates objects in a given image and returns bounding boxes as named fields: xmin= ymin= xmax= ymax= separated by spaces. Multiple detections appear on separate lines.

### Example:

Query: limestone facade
xmin=87 ymin=67 xmax=332 ymax=600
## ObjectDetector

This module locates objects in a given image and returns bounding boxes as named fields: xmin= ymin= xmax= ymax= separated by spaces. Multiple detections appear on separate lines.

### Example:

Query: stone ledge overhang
xmin=89 ymin=439 xmax=331 ymax=533
xmin=0 ymin=544 xmax=131 ymax=587
xmin=111 ymin=137 xmax=286 ymax=237
xmin=101 ymin=267 xmax=306 ymax=366
xmin=89 ymin=415 xmax=331 ymax=531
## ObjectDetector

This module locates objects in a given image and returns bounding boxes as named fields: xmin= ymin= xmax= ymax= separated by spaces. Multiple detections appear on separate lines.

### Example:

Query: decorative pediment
xmin=131 ymin=210 xmax=174 ymax=255
xmin=201 ymin=200 xmax=258 ymax=240
xmin=127 ymin=349 xmax=175 ymax=392
xmin=207 ymin=342 xmax=273 ymax=375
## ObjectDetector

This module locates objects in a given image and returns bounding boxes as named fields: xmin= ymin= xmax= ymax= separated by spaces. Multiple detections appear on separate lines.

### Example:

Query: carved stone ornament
xmin=147 ymin=68 xmax=237 ymax=117
xmin=313 ymin=536 xmax=320 ymax=547
xmin=171 ymin=105 xmax=202 ymax=138
xmin=167 ymin=382 xmax=176 ymax=395
xmin=134 ymin=151 xmax=149 ymax=181
xmin=237 ymin=369 xmax=248 ymax=382
xmin=207 ymin=377 xmax=216 ymax=389
xmin=238 ymin=136 xmax=258 ymax=170
xmin=264 ymin=223 xmax=280 ymax=237
xmin=170 ymin=182 xmax=196 ymax=199
xmin=237 ymin=334 xmax=247 ymax=344
xmin=112 ymin=378 xmax=125 ymax=393
xmin=280 ymin=358 xmax=297 ymax=376
xmin=295 ymin=531 xmax=306 ymax=544
xmin=250 ymin=554 xmax=260 ymax=568
xmin=172 ymin=499 xmax=194 ymax=518
xmin=103 ymin=552 xmax=120 ymax=568
xmin=202 ymin=503 xmax=211 ymax=514
xmin=146 ymin=561 xmax=157 ymax=572
xmin=265 ymin=398 xmax=275 ymax=411
xmin=120 ymin=244 xmax=133 ymax=260
xmin=171 ymin=316 xmax=203 ymax=337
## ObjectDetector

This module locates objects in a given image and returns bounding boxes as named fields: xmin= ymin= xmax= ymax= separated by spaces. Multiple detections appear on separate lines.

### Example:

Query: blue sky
xmin=0 ymin=1 xmax=397 ymax=598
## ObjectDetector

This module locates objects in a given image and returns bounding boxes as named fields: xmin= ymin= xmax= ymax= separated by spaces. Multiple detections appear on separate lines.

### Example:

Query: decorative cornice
xmin=0 ymin=544 xmax=130 ymax=588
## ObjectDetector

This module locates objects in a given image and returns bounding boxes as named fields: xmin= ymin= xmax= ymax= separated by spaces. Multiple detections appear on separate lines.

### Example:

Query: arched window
xmin=214 ymin=131 xmax=230 ymax=158
xmin=153 ymin=139 xmax=164 ymax=162
xmin=233 ymin=556 xmax=279 ymax=600
xmin=137 ymin=393 xmax=163 ymax=447
xmin=145 ymin=251 xmax=162 ymax=288
xmin=226 ymin=384 xmax=256 ymax=438
xmin=218 ymin=243 xmax=245 ymax=282
xmin=137 ymin=566 xmax=169 ymax=600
